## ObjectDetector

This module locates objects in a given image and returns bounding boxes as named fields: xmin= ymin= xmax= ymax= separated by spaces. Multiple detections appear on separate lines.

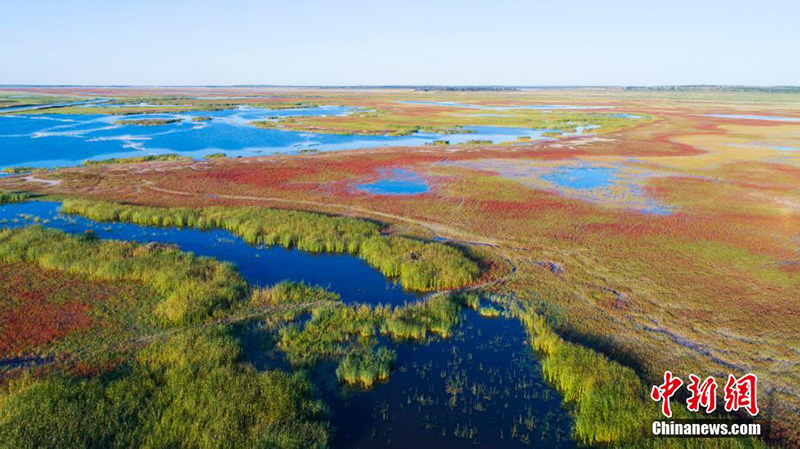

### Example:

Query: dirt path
xmin=139 ymin=180 xmax=526 ymax=250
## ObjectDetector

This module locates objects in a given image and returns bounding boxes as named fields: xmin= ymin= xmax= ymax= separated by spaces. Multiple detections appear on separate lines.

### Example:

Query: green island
xmin=112 ymin=118 xmax=182 ymax=126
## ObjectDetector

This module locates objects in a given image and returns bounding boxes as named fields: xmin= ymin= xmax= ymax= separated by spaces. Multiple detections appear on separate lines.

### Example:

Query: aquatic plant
xmin=60 ymin=199 xmax=479 ymax=291
xmin=516 ymin=306 xmax=765 ymax=448
xmin=1 ymin=167 xmax=35 ymax=174
xmin=335 ymin=346 xmax=397 ymax=388
xmin=278 ymin=294 xmax=462 ymax=376
xmin=0 ymin=191 xmax=36 ymax=204
xmin=250 ymin=280 xmax=340 ymax=306
xmin=383 ymin=294 xmax=461 ymax=340
xmin=478 ymin=306 xmax=501 ymax=317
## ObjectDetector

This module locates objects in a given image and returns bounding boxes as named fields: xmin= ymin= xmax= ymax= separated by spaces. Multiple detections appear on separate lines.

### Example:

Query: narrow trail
xmin=139 ymin=180 xmax=527 ymax=251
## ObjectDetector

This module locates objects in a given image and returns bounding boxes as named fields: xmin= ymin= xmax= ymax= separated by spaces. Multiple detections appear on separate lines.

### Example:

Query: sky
xmin=1 ymin=0 xmax=798 ymax=86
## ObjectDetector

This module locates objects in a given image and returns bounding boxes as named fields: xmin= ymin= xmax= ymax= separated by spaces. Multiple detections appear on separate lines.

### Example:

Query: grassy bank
xmin=60 ymin=199 xmax=479 ymax=291
xmin=0 ymin=191 xmax=36 ymax=204
xmin=0 ymin=226 xmax=247 ymax=325
xmin=112 ymin=118 xmax=182 ymax=126
xmin=83 ymin=154 xmax=191 ymax=166
xmin=516 ymin=305 xmax=765 ymax=448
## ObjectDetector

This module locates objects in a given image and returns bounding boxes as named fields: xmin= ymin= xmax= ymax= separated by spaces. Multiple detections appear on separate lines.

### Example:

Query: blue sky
xmin=2 ymin=0 xmax=798 ymax=86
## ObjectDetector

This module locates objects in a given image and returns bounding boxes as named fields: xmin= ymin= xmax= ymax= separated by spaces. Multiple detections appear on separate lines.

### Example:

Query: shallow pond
xmin=0 ymin=106 xmax=562 ymax=169
xmin=542 ymin=165 xmax=619 ymax=190
xmin=0 ymin=200 xmax=576 ymax=447
xmin=356 ymin=169 xmax=430 ymax=195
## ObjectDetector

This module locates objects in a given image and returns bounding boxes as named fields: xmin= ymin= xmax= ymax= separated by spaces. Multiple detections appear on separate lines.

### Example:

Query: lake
xmin=0 ymin=106 xmax=563 ymax=169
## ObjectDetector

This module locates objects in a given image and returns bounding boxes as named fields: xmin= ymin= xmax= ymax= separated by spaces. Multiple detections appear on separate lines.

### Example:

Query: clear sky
xmin=2 ymin=0 xmax=798 ymax=86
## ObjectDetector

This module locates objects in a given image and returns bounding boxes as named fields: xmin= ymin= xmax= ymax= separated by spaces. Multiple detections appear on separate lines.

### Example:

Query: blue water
xmin=771 ymin=146 xmax=800 ymax=152
xmin=705 ymin=114 xmax=800 ymax=123
xmin=0 ymin=201 xmax=421 ymax=306
xmin=0 ymin=106 xmax=562 ymax=169
xmin=324 ymin=308 xmax=575 ymax=448
xmin=607 ymin=113 xmax=642 ymax=119
xmin=400 ymin=101 xmax=612 ymax=110
xmin=357 ymin=169 xmax=430 ymax=195
xmin=542 ymin=165 xmax=618 ymax=190
xmin=1 ymin=200 xmax=577 ymax=446
xmin=0 ymin=99 xmax=108 ymax=113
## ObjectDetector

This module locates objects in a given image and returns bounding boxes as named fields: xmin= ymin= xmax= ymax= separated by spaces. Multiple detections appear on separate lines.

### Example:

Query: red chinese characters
xmin=650 ymin=371 xmax=684 ymax=418
xmin=686 ymin=374 xmax=717 ymax=413
xmin=724 ymin=374 xmax=759 ymax=416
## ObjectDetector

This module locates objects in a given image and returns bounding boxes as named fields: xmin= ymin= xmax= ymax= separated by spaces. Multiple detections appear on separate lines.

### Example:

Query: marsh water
xmin=322 ymin=309 xmax=574 ymax=448
xmin=0 ymin=201 xmax=419 ymax=306
xmin=0 ymin=106 xmax=561 ymax=169
xmin=0 ymin=200 xmax=575 ymax=447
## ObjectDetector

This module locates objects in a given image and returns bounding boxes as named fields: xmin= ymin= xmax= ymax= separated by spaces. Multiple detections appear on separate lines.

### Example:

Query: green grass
xmin=250 ymin=281 xmax=341 ymax=306
xmin=335 ymin=346 xmax=396 ymax=388
xmin=0 ymin=191 xmax=37 ymax=204
xmin=0 ymin=226 xmax=247 ymax=325
xmin=83 ymin=154 xmax=191 ymax=166
xmin=478 ymin=306 xmax=501 ymax=317
xmin=255 ymin=107 xmax=652 ymax=137
xmin=60 ymin=199 xmax=479 ymax=291
xmin=1 ymin=167 xmax=36 ymax=174
xmin=112 ymin=118 xmax=181 ymax=126
xmin=515 ymin=305 xmax=765 ymax=448
xmin=278 ymin=294 xmax=461 ymax=374
xmin=0 ymin=327 xmax=330 ymax=449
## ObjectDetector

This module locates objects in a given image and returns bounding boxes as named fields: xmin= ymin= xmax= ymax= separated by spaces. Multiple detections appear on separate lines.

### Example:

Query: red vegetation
xmin=0 ymin=263 xmax=138 ymax=359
